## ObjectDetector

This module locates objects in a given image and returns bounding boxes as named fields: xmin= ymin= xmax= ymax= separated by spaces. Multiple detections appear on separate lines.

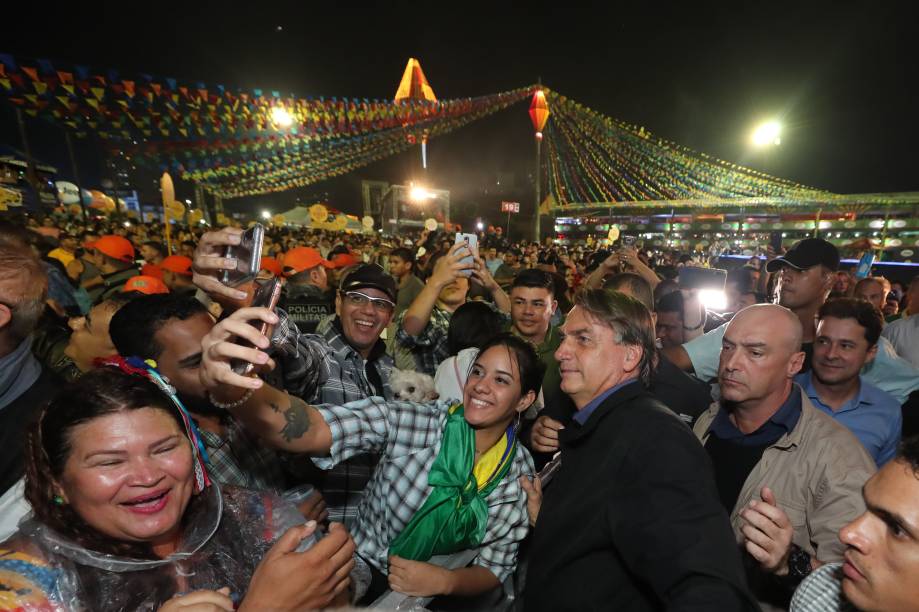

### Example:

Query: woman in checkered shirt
xmin=202 ymin=310 xmax=544 ymax=601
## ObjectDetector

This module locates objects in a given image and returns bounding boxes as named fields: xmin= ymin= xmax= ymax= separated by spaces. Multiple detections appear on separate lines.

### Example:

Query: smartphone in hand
xmin=231 ymin=277 xmax=284 ymax=376
xmin=455 ymin=232 xmax=478 ymax=276
xmin=221 ymin=224 xmax=264 ymax=287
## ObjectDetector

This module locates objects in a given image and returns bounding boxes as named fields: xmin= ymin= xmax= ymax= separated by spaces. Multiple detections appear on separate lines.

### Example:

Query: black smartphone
xmin=621 ymin=235 xmax=637 ymax=249
xmin=231 ymin=277 xmax=284 ymax=376
xmin=678 ymin=266 xmax=727 ymax=291
xmin=769 ymin=231 xmax=784 ymax=254
xmin=221 ymin=224 xmax=264 ymax=287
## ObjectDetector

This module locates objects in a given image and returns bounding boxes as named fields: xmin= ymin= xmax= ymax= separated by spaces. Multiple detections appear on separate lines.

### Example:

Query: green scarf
xmin=388 ymin=404 xmax=517 ymax=561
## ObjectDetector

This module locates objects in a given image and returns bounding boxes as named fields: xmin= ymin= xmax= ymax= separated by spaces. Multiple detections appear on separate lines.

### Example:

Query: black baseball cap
xmin=766 ymin=238 xmax=840 ymax=273
xmin=339 ymin=263 xmax=397 ymax=301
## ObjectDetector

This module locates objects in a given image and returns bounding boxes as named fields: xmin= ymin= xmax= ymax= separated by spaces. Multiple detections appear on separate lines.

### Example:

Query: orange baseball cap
xmin=89 ymin=235 xmax=135 ymax=263
xmin=282 ymin=247 xmax=334 ymax=276
xmin=140 ymin=263 xmax=164 ymax=280
xmin=123 ymin=275 xmax=169 ymax=295
xmin=330 ymin=252 xmax=360 ymax=269
xmin=260 ymin=256 xmax=283 ymax=276
xmin=160 ymin=255 xmax=193 ymax=276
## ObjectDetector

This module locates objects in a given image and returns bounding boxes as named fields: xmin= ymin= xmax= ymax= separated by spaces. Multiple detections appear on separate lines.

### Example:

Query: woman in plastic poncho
xmin=0 ymin=362 xmax=357 ymax=611
xmin=201 ymin=308 xmax=544 ymax=603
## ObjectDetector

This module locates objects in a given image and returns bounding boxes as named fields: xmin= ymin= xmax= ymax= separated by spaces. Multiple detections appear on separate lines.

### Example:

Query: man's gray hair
xmin=0 ymin=244 xmax=47 ymax=342
xmin=575 ymin=288 xmax=656 ymax=386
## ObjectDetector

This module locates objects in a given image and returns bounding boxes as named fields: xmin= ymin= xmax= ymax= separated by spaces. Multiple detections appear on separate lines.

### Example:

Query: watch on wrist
xmin=787 ymin=544 xmax=812 ymax=582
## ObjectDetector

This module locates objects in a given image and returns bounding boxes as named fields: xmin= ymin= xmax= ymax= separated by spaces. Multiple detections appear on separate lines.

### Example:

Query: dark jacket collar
xmin=561 ymin=381 xmax=648 ymax=444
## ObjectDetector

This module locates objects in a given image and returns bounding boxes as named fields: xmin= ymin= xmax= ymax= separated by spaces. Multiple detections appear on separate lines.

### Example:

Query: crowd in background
xmin=1 ymin=210 xmax=918 ymax=611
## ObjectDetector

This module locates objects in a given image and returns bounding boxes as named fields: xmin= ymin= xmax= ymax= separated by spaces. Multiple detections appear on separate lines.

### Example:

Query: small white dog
xmin=390 ymin=369 xmax=439 ymax=402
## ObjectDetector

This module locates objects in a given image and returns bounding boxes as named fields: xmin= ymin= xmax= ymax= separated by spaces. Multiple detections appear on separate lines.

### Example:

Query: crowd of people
xmin=1 ymin=210 xmax=918 ymax=611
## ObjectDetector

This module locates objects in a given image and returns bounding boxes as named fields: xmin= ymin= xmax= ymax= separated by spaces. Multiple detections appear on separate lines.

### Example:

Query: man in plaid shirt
xmin=791 ymin=438 xmax=919 ymax=612
xmin=109 ymin=294 xmax=291 ymax=494
xmin=275 ymin=263 xmax=398 ymax=527
xmin=396 ymin=242 xmax=510 ymax=375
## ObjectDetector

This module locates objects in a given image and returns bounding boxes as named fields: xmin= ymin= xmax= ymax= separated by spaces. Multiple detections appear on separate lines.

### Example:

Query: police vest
xmin=283 ymin=293 xmax=333 ymax=334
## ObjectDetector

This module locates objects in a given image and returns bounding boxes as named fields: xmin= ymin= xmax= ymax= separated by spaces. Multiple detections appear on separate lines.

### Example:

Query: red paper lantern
xmin=529 ymin=90 xmax=550 ymax=139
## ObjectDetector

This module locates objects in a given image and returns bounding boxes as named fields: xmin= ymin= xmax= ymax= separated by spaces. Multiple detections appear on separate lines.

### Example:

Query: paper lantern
xmin=529 ymin=90 xmax=550 ymax=139
xmin=166 ymin=200 xmax=185 ymax=218
xmin=309 ymin=204 xmax=329 ymax=223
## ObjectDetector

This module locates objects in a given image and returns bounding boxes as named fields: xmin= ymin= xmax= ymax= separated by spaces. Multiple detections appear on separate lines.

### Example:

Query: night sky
xmin=2 ymin=1 xmax=916 ymax=225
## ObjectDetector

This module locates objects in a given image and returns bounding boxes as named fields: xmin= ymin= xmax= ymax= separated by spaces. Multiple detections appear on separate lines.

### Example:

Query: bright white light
xmin=271 ymin=106 xmax=293 ymax=128
xmin=751 ymin=121 xmax=782 ymax=147
xmin=476 ymin=222 xmax=484 ymax=231
xmin=408 ymin=187 xmax=433 ymax=202
xmin=185 ymin=199 xmax=192 ymax=205
xmin=199 ymin=219 xmax=207 ymax=225
xmin=409 ymin=186 xmax=432 ymax=202
xmin=699 ymin=289 xmax=728 ymax=311
xmin=123 ymin=221 xmax=131 ymax=228
xmin=261 ymin=210 xmax=271 ymax=220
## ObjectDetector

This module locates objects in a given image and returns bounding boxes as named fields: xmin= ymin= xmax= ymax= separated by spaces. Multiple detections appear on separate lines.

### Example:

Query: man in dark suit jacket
xmin=522 ymin=289 xmax=756 ymax=611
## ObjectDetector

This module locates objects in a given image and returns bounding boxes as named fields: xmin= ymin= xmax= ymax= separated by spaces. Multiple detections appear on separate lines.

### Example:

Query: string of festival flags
xmin=0 ymin=52 xmax=837 ymax=206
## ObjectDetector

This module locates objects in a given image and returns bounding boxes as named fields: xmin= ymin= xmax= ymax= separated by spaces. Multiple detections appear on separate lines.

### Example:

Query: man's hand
xmin=239 ymin=522 xmax=355 ymax=611
xmin=297 ymin=490 xmax=329 ymax=524
xmin=600 ymin=252 xmax=622 ymax=273
xmin=530 ymin=416 xmax=564 ymax=453
xmin=519 ymin=475 xmax=543 ymax=527
xmin=429 ymin=242 xmax=474 ymax=289
xmin=470 ymin=255 xmax=498 ymax=292
xmin=199 ymin=306 xmax=277 ymax=395
xmin=192 ymin=227 xmax=249 ymax=301
xmin=388 ymin=556 xmax=453 ymax=597
xmin=740 ymin=486 xmax=795 ymax=575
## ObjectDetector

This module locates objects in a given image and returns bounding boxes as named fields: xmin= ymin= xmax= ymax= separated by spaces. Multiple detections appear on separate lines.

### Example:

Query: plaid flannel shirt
xmin=394 ymin=305 xmax=453 ymax=376
xmin=198 ymin=418 xmax=288 ymax=492
xmin=278 ymin=314 xmax=394 ymax=527
xmin=314 ymin=397 xmax=534 ymax=583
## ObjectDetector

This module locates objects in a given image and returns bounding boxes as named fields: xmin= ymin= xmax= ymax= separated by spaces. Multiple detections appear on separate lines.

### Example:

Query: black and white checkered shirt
xmin=790 ymin=562 xmax=856 ymax=612
xmin=314 ymin=397 xmax=533 ymax=583
xmin=277 ymin=313 xmax=394 ymax=528
xmin=394 ymin=305 xmax=453 ymax=376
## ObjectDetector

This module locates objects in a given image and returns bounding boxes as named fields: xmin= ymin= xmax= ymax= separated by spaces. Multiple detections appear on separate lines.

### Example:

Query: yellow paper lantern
xmin=166 ymin=201 xmax=186 ymax=218
xmin=309 ymin=204 xmax=329 ymax=224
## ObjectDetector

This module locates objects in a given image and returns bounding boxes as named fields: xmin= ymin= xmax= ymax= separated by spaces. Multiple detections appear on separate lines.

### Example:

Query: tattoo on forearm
xmin=270 ymin=395 xmax=311 ymax=442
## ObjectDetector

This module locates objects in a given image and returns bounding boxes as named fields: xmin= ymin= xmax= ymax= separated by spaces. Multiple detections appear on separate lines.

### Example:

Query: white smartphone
xmin=455 ymin=232 xmax=478 ymax=276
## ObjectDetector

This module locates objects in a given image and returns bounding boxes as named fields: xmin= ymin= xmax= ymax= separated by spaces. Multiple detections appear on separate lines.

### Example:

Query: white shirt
xmin=881 ymin=315 xmax=919 ymax=369
xmin=0 ymin=479 xmax=30 ymax=541
xmin=433 ymin=347 xmax=478 ymax=404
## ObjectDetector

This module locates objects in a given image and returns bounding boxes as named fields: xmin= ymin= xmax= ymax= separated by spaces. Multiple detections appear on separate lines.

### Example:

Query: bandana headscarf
xmin=96 ymin=355 xmax=211 ymax=493
xmin=388 ymin=404 xmax=517 ymax=561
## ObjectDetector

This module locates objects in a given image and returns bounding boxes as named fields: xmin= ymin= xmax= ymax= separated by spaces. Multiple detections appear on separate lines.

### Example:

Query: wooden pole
xmin=64 ymin=131 xmax=88 ymax=221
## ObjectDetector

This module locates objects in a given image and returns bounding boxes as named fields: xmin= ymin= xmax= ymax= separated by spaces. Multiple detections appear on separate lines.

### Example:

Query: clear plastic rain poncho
xmin=0 ymin=484 xmax=329 ymax=611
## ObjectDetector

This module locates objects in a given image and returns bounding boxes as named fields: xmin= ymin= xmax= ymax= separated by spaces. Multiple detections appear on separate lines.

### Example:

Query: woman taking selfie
xmin=0 ymin=362 xmax=356 ymax=611
xmin=200 ymin=307 xmax=543 ymax=602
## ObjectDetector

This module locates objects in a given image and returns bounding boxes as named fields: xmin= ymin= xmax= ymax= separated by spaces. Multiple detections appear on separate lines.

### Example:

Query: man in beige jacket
xmin=694 ymin=304 xmax=876 ymax=609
